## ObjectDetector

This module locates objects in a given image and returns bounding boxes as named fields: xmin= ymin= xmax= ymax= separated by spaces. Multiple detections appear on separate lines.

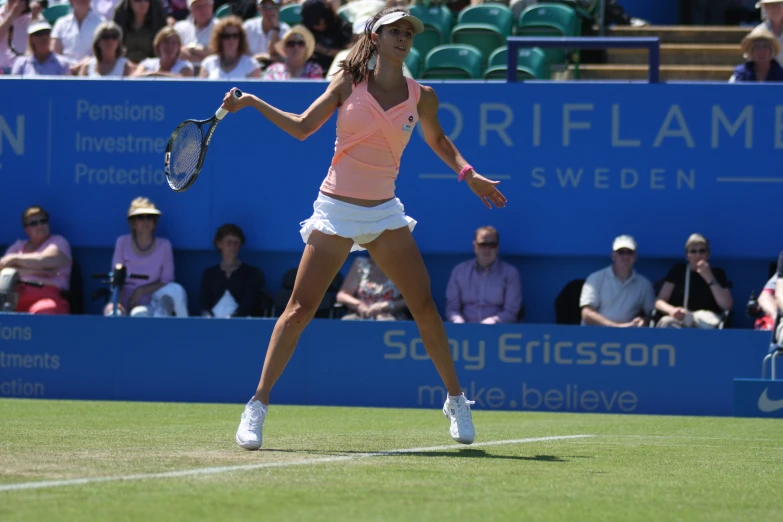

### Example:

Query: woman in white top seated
xmin=132 ymin=26 xmax=193 ymax=77
xmin=199 ymin=16 xmax=261 ymax=79
xmin=77 ymin=22 xmax=134 ymax=77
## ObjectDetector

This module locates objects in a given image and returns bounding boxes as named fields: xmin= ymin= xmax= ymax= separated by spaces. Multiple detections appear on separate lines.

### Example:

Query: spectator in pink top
xmin=445 ymin=225 xmax=522 ymax=324
xmin=0 ymin=206 xmax=72 ymax=314
xmin=104 ymin=197 xmax=188 ymax=317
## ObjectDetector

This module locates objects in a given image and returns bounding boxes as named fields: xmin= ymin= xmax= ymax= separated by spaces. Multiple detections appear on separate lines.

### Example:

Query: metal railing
xmin=506 ymin=36 xmax=662 ymax=83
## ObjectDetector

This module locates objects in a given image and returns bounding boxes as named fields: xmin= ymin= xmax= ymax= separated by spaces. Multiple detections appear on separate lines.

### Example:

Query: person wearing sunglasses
xmin=729 ymin=25 xmax=783 ymax=82
xmin=655 ymin=233 xmax=733 ymax=329
xmin=579 ymin=235 xmax=655 ymax=328
xmin=263 ymin=24 xmax=323 ymax=79
xmin=78 ymin=22 xmax=133 ymax=76
xmin=11 ymin=20 xmax=70 ymax=76
xmin=105 ymin=197 xmax=188 ymax=318
xmin=445 ymin=226 xmax=521 ymax=325
xmin=0 ymin=206 xmax=72 ymax=314
xmin=199 ymin=15 xmax=260 ymax=78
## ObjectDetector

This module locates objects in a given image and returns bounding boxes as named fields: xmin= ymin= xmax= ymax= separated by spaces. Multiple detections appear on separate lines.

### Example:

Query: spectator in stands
xmin=655 ymin=233 xmax=733 ymax=328
xmin=0 ymin=206 xmax=72 ymax=314
xmin=264 ymin=24 xmax=323 ymax=79
xmin=168 ymin=0 xmax=190 ymax=23
xmin=105 ymin=197 xmax=188 ymax=317
xmin=445 ymin=226 xmax=522 ymax=324
xmin=174 ymin=0 xmax=216 ymax=67
xmin=51 ymin=0 xmax=105 ymax=70
xmin=243 ymin=0 xmax=289 ymax=67
xmin=11 ymin=20 xmax=71 ymax=75
xmin=326 ymin=16 xmax=412 ymax=78
xmin=773 ymin=251 xmax=783 ymax=341
xmin=579 ymin=235 xmax=655 ymax=328
xmin=336 ymin=255 xmax=408 ymax=320
xmin=730 ymin=25 xmax=783 ymax=82
xmin=113 ymin=0 xmax=168 ymax=63
xmin=200 ymin=224 xmax=265 ymax=318
xmin=77 ymin=21 xmax=133 ymax=76
xmin=300 ymin=0 xmax=351 ymax=75
xmin=757 ymin=0 xmax=783 ymax=63
xmin=0 ymin=0 xmax=32 ymax=73
xmin=753 ymin=273 xmax=777 ymax=330
xmin=199 ymin=15 xmax=260 ymax=77
xmin=131 ymin=25 xmax=193 ymax=75
xmin=336 ymin=0 xmax=384 ymax=24
xmin=93 ymin=0 xmax=123 ymax=20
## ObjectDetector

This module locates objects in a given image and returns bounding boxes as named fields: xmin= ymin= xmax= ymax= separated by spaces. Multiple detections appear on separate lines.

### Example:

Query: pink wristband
xmin=458 ymin=165 xmax=474 ymax=182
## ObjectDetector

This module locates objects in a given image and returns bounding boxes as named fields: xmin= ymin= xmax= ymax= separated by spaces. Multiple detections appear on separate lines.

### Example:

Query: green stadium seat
xmin=450 ymin=25 xmax=505 ymax=68
xmin=457 ymin=4 xmax=513 ymax=35
xmin=215 ymin=4 xmax=232 ymax=18
xmin=516 ymin=4 xmax=580 ymax=64
xmin=409 ymin=5 xmax=453 ymax=64
xmin=483 ymin=46 xmax=550 ymax=80
xmin=279 ymin=4 xmax=302 ymax=26
xmin=421 ymin=44 xmax=483 ymax=80
xmin=404 ymin=47 xmax=422 ymax=79
xmin=43 ymin=4 xmax=72 ymax=25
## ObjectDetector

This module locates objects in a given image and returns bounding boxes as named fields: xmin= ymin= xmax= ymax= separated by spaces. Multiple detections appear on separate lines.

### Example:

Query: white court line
xmin=0 ymin=434 xmax=592 ymax=493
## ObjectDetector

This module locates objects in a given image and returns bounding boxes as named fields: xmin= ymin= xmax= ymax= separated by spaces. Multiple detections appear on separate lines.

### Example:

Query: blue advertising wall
xmin=0 ymin=78 xmax=780 ymax=324
xmin=0 ymin=315 xmax=772 ymax=416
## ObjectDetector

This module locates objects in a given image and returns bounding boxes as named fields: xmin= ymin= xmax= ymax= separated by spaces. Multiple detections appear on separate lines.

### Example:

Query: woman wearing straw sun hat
xmin=263 ymin=24 xmax=323 ymax=79
xmin=730 ymin=25 xmax=783 ymax=82
xmin=756 ymin=0 xmax=783 ymax=63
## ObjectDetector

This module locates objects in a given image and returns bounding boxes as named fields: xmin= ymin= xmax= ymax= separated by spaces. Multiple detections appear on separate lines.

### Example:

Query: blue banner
xmin=0 ymin=79 xmax=780 ymax=259
xmin=0 ymin=314 xmax=772 ymax=416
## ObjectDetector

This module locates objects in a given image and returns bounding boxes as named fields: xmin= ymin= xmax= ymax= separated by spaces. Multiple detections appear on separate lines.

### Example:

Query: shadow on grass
xmin=264 ymin=448 xmax=590 ymax=462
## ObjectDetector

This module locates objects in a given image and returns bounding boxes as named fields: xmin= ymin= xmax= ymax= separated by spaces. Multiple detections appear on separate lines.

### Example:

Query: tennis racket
xmin=164 ymin=88 xmax=243 ymax=192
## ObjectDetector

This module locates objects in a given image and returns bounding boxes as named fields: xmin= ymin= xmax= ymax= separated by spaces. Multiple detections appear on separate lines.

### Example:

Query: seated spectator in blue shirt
xmin=200 ymin=224 xmax=265 ymax=318
xmin=11 ymin=21 xmax=71 ymax=76
xmin=729 ymin=25 xmax=783 ymax=82
xmin=445 ymin=226 xmax=522 ymax=324
xmin=580 ymin=235 xmax=655 ymax=328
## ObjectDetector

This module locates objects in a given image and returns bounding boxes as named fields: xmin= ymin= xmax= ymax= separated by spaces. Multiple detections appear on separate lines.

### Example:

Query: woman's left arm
xmin=418 ymin=86 xmax=507 ymax=209
xmin=4 ymin=244 xmax=70 ymax=270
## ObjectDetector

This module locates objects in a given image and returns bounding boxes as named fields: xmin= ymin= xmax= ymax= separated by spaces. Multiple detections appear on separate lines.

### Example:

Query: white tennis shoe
xmin=235 ymin=399 xmax=267 ymax=450
xmin=443 ymin=394 xmax=476 ymax=444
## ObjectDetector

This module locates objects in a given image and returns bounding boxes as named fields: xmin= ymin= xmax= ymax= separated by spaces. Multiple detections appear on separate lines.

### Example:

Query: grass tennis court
xmin=1 ymin=399 xmax=780 ymax=522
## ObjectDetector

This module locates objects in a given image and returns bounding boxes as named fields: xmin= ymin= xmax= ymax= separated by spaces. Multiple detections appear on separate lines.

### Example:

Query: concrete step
xmin=606 ymin=44 xmax=740 ymax=66
xmin=608 ymin=25 xmax=750 ymax=44
xmin=571 ymin=64 xmax=735 ymax=81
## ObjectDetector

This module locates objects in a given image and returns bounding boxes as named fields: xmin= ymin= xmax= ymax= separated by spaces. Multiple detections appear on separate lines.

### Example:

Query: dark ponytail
xmin=338 ymin=6 xmax=411 ymax=85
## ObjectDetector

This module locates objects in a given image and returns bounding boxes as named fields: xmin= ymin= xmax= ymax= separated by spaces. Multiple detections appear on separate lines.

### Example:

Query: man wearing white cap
xmin=174 ymin=0 xmax=216 ymax=66
xmin=756 ymin=0 xmax=783 ymax=63
xmin=580 ymin=235 xmax=656 ymax=327
xmin=11 ymin=20 xmax=70 ymax=75
xmin=243 ymin=0 xmax=288 ymax=63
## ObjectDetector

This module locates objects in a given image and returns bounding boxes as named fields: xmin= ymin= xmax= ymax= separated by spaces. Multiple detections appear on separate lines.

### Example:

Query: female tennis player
xmin=222 ymin=6 xmax=507 ymax=450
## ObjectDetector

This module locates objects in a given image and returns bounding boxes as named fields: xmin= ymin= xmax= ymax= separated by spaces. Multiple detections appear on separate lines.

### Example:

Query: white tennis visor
xmin=372 ymin=12 xmax=425 ymax=35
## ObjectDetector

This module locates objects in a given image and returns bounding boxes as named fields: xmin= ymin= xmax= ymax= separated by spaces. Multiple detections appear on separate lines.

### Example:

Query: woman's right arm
xmin=220 ymin=70 xmax=349 ymax=140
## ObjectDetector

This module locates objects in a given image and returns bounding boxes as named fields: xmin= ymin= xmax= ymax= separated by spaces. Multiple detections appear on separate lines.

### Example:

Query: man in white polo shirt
xmin=51 ymin=0 xmax=105 ymax=67
xmin=175 ymin=0 xmax=215 ymax=67
xmin=580 ymin=235 xmax=656 ymax=327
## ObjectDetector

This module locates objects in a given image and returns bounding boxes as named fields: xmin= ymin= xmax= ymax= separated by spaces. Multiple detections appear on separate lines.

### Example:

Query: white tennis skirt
xmin=300 ymin=193 xmax=417 ymax=251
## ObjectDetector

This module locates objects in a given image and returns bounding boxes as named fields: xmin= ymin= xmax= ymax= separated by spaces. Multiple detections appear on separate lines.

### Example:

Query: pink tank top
xmin=320 ymin=76 xmax=422 ymax=200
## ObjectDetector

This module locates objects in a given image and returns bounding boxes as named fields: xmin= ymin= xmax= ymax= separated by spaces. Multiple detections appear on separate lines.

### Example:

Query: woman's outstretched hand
xmin=221 ymin=88 xmax=252 ymax=113
xmin=465 ymin=171 xmax=507 ymax=209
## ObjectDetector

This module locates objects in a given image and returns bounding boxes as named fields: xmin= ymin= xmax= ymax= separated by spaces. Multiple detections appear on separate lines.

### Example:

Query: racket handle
xmin=215 ymin=89 xmax=244 ymax=120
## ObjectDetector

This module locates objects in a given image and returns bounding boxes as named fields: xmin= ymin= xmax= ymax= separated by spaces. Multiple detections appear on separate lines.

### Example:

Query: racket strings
xmin=168 ymin=122 xmax=204 ymax=190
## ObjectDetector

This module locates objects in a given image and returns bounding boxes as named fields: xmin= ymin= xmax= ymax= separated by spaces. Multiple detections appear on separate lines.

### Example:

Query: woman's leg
xmin=253 ymin=231 xmax=354 ymax=404
xmin=363 ymin=227 xmax=474 ymax=443
xmin=362 ymin=227 xmax=461 ymax=396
